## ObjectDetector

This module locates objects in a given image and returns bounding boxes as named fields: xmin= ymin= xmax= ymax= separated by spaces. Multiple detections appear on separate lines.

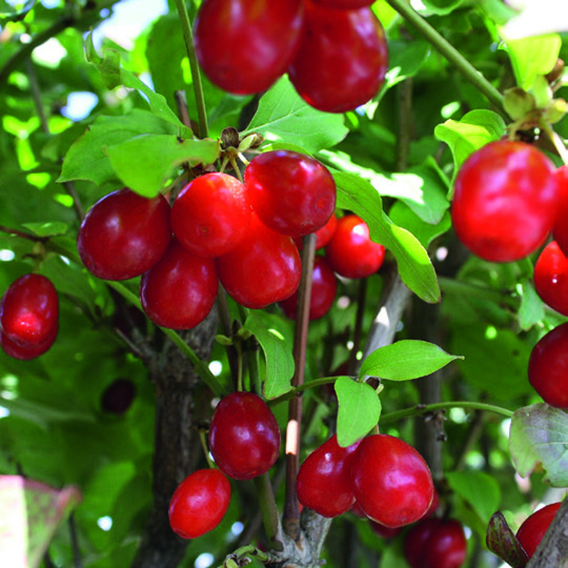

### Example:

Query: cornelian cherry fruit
xmin=245 ymin=150 xmax=336 ymax=239
xmin=553 ymin=166 xmax=568 ymax=256
xmin=78 ymin=188 xmax=171 ymax=280
xmin=294 ymin=213 xmax=338 ymax=251
xmin=451 ymin=141 xmax=558 ymax=262
xmin=209 ymin=392 xmax=280 ymax=480
xmin=534 ymin=241 xmax=568 ymax=316
xmin=296 ymin=434 xmax=360 ymax=518
xmin=351 ymin=434 xmax=434 ymax=528
xmin=516 ymin=502 xmax=562 ymax=558
xmin=1 ymin=325 xmax=58 ymax=360
xmin=168 ymin=468 xmax=231 ymax=539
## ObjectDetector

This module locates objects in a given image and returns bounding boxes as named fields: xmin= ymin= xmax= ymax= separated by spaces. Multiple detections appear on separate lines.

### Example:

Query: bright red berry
xmin=528 ymin=323 xmax=568 ymax=409
xmin=171 ymin=173 xmax=251 ymax=258
xmin=209 ymin=392 xmax=281 ymax=480
xmin=351 ymin=434 xmax=434 ymax=528
xmin=0 ymin=274 xmax=58 ymax=348
xmin=194 ymin=0 xmax=304 ymax=95
xmin=294 ymin=213 xmax=338 ymax=251
xmin=516 ymin=502 xmax=562 ymax=558
xmin=215 ymin=213 xmax=302 ymax=309
xmin=168 ymin=468 xmax=231 ymax=539
xmin=325 ymin=215 xmax=385 ymax=279
xmin=553 ymin=166 xmax=568 ymax=256
xmin=245 ymin=150 xmax=336 ymax=239
xmin=451 ymin=141 xmax=558 ymax=262
xmin=297 ymin=434 xmax=360 ymax=518
xmin=140 ymin=240 xmax=218 ymax=330
xmin=534 ymin=241 xmax=568 ymax=316
xmin=78 ymin=188 xmax=171 ymax=281
xmin=0 ymin=324 xmax=58 ymax=360
xmin=288 ymin=2 xmax=388 ymax=113
xmin=370 ymin=520 xmax=402 ymax=539
xmin=279 ymin=256 xmax=337 ymax=320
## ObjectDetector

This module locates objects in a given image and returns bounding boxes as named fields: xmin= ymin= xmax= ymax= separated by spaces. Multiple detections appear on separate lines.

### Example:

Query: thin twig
xmin=69 ymin=513 xmax=83 ymax=568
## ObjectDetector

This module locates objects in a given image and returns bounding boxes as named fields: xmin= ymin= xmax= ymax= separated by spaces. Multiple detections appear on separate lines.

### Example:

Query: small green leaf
xmin=517 ymin=280 xmax=545 ymax=331
xmin=21 ymin=222 xmax=68 ymax=237
xmin=446 ymin=471 xmax=501 ymax=524
xmin=509 ymin=403 xmax=568 ymax=487
xmin=388 ymin=202 xmax=451 ymax=248
xmin=335 ymin=376 xmax=381 ymax=447
xmin=242 ymin=76 xmax=348 ymax=153
xmin=421 ymin=0 xmax=466 ymax=15
xmin=384 ymin=40 xmax=431 ymax=90
xmin=360 ymin=340 xmax=462 ymax=381
xmin=244 ymin=313 xmax=295 ymax=400
xmin=486 ymin=511 xmax=529 ymax=568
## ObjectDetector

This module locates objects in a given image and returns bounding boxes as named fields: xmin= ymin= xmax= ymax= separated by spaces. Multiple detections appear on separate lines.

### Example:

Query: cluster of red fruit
xmin=451 ymin=140 xmax=568 ymax=410
xmin=0 ymin=274 xmax=59 ymax=360
xmin=194 ymin=0 xmax=389 ymax=113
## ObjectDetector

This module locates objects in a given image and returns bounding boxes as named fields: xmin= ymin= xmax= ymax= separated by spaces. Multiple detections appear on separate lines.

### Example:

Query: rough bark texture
xmin=526 ymin=499 xmax=568 ymax=568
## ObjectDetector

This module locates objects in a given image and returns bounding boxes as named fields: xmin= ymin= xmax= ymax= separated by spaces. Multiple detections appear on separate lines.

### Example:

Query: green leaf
xmin=509 ymin=403 xmax=568 ymax=487
xmin=384 ymin=40 xmax=431 ymax=90
xmin=105 ymin=135 xmax=220 ymax=197
xmin=435 ymin=109 xmax=507 ymax=179
xmin=335 ymin=376 xmax=381 ymax=447
xmin=421 ymin=0 xmax=466 ymax=15
xmin=242 ymin=76 xmax=348 ymax=153
xmin=446 ymin=471 xmax=501 ymax=524
xmin=58 ymin=109 xmax=178 ymax=186
xmin=486 ymin=511 xmax=529 ymax=568
xmin=388 ymin=202 xmax=451 ymax=248
xmin=360 ymin=340 xmax=463 ymax=381
xmin=244 ymin=312 xmax=295 ymax=400
xmin=21 ymin=222 xmax=68 ymax=237
xmin=334 ymin=172 xmax=441 ymax=304
xmin=517 ymin=280 xmax=545 ymax=331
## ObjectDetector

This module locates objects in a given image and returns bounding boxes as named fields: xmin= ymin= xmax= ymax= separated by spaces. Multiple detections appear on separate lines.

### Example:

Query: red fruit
xmin=168 ymin=468 xmax=231 ymax=539
xmin=534 ymin=241 xmax=568 ymax=316
xmin=171 ymin=173 xmax=251 ymax=258
xmin=194 ymin=0 xmax=304 ymax=95
xmin=78 ymin=188 xmax=171 ymax=280
xmin=1 ymin=324 xmax=58 ymax=361
xmin=528 ymin=322 xmax=568 ymax=409
xmin=370 ymin=520 xmax=402 ymax=539
xmin=294 ymin=213 xmax=338 ymax=251
xmin=312 ymin=0 xmax=374 ymax=7
xmin=0 ymin=274 xmax=58 ymax=348
xmin=325 ymin=215 xmax=385 ymax=279
xmin=245 ymin=150 xmax=336 ymax=238
xmin=209 ymin=392 xmax=281 ymax=480
xmin=140 ymin=240 xmax=218 ymax=330
xmin=451 ymin=141 xmax=558 ymax=262
xmin=516 ymin=502 xmax=562 ymax=558
xmin=101 ymin=379 xmax=136 ymax=414
xmin=296 ymin=434 xmax=360 ymax=518
xmin=288 ymin=3 xmax=388 ymax=113
xmin=279 ymin=256 xmax=337 ymax=320
xmin=553 ymin=166 xmax=568 ymax=256
xmin=351 ymin=434 xmax=434 ymax=528
xmin=404 ymin=518 xmax=440 ymax=568
xmin=216 ymin=213 xmax=301 ymax=309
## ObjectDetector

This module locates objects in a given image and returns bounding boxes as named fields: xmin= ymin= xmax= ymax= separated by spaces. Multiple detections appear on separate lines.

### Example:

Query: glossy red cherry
xmin=325 ymin=215 xmax=385 ymax=279
xmin=78 ymin=188 xmax=171 ymax=280
xmin=194 ymin=0 xmax=304 ymax=95
xmin=451 ymin=141 xmax=558 ymax=262
xmin=0 ymin=324 xmax=58 ymax=360
xmin=288 ymin=2 xmax=388 ymax=113
xmin=296 ymin=434 xmax=360 ymax=518
xmin=245 ymin=151 xmax=336 ymax=238
xmin=534 ymin=241 xmax=568 ymax=316
xmin=0 ymin=274 xmax=58 ymax=348
xmin=171 ymin=173 xmax=251 ymax=258
xmin=215 ymin=213 xmax=301 ymax=309
xmin=209 ymin=392 xmax=281 ymax=480
xmin=294 ymin=213 xmax=338 ymax=251
xmin=140 ymin=240 xmax=218 ymax=330
xmin=370 ymin=519 xmax=402 ymax=539
xmin=528 ymin=322 xmax=568 ymax=409
xmin=553 ymin=166 xmax=568 ymax=256
xmin=168 ymin=468 xmax=231 ymax=539
xmin=279 ymin=256 xmax=337 ymax=320
xmin=516 ymin=502 xmax=562 ymax=558
xmin=351 ymin=434 xmax=434 ymax=528
xmin=404 ymin=518 xmax=440 ymax=568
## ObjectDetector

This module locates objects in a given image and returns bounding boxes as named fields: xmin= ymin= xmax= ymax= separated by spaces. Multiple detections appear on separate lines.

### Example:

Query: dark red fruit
xmin=534 ymin=241 xmax=568 ymax=316
xmin=279 ymin=256 xmax=337 ymax=320
xmin=78 ymin=188 xmax=171 ymax=280
xmin=288 ymin=2 xmax=388 ymax=113
xmin=553 ymin=166 xmax=568 ymax=256
xmin=370 ymin=520 xmax=402 ymax=539
xmin=296 ymin=434 xmax=360 ymax=518
xmin=194 ymin=0 xmax=304 ymax=95
xmin=0 ymin=324 xmax=57 ymax=360
xmin=215 ymin=213 xmax=301 ymax=309
xmin=325 ymin=214 xmax=385 ymax=279
xmin=209 ymin=392 xmax=281 ymax=480
xmin=404 ymin=518 xmax=440 ymax=568
xmin=101 ymin=379 xmax=136 ymax=414
xmin=528 ymin=322 xmax=568 ymax=409
xmin=168 ymin=468 xmax=231 ymax=539
xmin=451 ymin=141 xmax=558 ymax=262
xmin=351 ymin=434 xmax=434 ymax=528
xmin=171 ymin=173 xmax=251 ymax=258
xmin=516 ymin=502 xmax=562 ymax=558
xmin=294 ymin=213 xmax=338 ymax=251
xmin=0 ymin=274 xmax=58 ymax=348
xmin=245 ymin=150 xmax=336 ymax=238
xmin=140 ymin=240 xmax=218 ymax=330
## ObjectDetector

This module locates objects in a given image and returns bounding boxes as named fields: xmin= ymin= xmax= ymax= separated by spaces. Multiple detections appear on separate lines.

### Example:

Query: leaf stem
xmin=172 ymin=0 xmax=208 ymax=139
xmin=253 ymin=474 xmax=282 ymax=546
xmin=386 ymin=0 xmax=507 ymax=117
xmin=267 ymin=376 xmax=342 ymax=407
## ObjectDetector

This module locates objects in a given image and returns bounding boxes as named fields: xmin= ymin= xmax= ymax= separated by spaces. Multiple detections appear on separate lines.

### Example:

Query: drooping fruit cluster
xmin=0 ymin=274 xmax=59 ymax=360
xmin=515 ymin=502 xmax=562 ymax=558
xmin=194 ymin=0 xmax=388 ymax=113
